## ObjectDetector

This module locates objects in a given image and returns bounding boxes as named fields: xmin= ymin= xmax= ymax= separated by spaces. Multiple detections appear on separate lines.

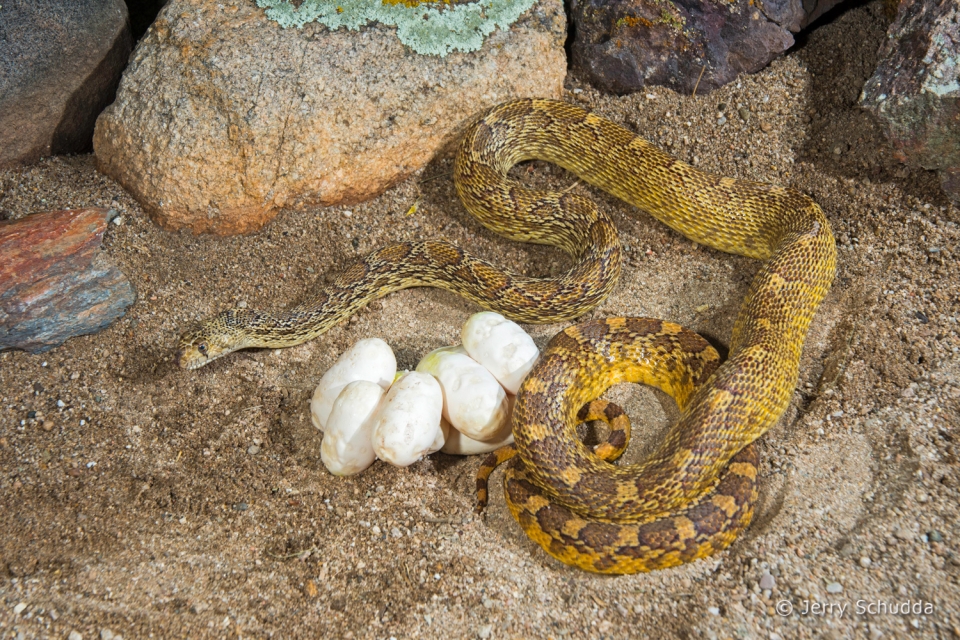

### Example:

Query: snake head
xmin=177 ymin=309 xmax=249 ymax=370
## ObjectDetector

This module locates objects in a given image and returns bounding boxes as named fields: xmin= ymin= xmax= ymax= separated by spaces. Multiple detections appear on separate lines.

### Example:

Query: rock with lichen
xmin=93 ymin=0 xmax=566 ymax=235
xmin=0 ymin=208 xmax=136 ymax=353
xmin=0 ymin=0 xmax=132 ymax=168
xmin=256 ymin=0 xmax=538 ymax=56
xmin=860 ymin=0 xmax=960 ymax=203
xmin=570 ymin=0 xmax=843 ymax=95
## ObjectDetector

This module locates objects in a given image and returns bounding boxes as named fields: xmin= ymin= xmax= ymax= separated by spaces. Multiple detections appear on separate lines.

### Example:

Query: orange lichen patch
xmin=615 ymin=15 xmax=655 ymax=29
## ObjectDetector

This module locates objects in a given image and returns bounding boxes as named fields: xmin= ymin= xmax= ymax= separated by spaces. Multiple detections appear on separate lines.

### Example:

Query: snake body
xmin=178 ymin=99 xmax=836 ymax=573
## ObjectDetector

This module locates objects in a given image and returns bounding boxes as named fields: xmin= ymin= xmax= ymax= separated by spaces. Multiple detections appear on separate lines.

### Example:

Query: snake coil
xmin=178 ymin=99 xmax=836 ymax=573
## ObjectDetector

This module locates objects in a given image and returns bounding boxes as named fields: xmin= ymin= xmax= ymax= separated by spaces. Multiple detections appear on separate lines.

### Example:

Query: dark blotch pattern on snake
xmin=178 ymin=99 xmax=836 ymax=573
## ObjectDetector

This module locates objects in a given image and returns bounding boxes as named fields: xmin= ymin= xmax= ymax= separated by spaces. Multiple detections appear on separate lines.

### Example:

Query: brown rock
xmin=571 ymin=0 xmax=843 ymax=95
xmin=0 ymin=0 xmax=132 ymax=168
xmin=860 ymin=0 xmax=960 ymax=203
xmin=0 ymin=208 xmax=136 ymax=353
xmin=93 ymin=0 xmax=567 ymax=235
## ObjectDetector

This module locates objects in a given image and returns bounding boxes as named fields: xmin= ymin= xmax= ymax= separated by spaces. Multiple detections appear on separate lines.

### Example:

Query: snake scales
xmin=178 ymin=98 xmax=836 ymax=573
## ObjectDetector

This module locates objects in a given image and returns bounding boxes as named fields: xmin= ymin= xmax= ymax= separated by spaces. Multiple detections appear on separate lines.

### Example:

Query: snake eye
xmin=198 ymin=343 xmax=208 ymax=355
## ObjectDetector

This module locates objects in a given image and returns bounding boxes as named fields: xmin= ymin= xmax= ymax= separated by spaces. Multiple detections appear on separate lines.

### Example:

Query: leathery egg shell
xmin=320 ymin=380 xmax=384 ymax=476
xmin=371 ymin=372 xmax=445 ymax=467
xmin=461 ymin=312 xmax=539 ymax=393
xmin=310 ymin=338 xmax=396 ymax=431
xmin=439 ymin=395 xmax=515 ymax=455
xmin=416 ymin=345 xmax=511 ymax=441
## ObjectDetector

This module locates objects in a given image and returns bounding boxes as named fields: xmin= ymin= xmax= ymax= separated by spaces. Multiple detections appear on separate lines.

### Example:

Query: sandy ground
xmin=1 ymin=2 xmax=958 ymax=638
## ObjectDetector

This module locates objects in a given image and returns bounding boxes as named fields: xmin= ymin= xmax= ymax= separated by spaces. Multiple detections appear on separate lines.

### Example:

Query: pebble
xmin=759 ymin=121 xmax=772 ymax=132
xmin=860 ymin=556 xmax=872 ymax=568
xmin=826 ymin=582 xmax=843 ymax=594
xmin=717 ymin=116 xmax=727 ymax=125
xmin=707 ymin=606 xmax=720 ymax=615
xmin=232 ymin=502 xmax=249 ymax=511
xmin=928 ymin=530 xmax=943 ymax=543
xmin=13 ymin=602 xmax=26 ymax=615
xmin=68 ymin=632 xmax=83 ymax=640
xmin=894 ymin=527 xmax=912 ymax=541
xmin=100 ymin=630 xmax=115 ymax=640
xmin=477 ymin=624 xmax=493 ymax=639
xmin=738 ymin=107 xmax=750 ymax=122
xmin=247 ymin=444 xmax=260 ymax=455
xmin=759 ymin=573 xmax=776 ymax=590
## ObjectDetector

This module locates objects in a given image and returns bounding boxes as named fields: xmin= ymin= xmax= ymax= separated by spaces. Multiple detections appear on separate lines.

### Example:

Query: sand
xmin=1 ymin=1 xmax=958 ymax=638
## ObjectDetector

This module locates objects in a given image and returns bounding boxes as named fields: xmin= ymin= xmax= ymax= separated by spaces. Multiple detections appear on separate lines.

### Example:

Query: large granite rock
xmin=860 ymin=0 xmax=960 ymax=203
xmin=0 ymin=0 xmax=132 ymax=168
xmin=0 ymin=208 xmax=136 ymax=353
xmin=93 ymin=0 xmax=567 ymax=235
xmin=571 ymin=0 xmax=843 ymax=95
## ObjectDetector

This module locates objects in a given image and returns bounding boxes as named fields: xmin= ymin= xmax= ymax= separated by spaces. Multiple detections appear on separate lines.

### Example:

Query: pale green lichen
xmin=255 ymin=0 xmax=538 ymax=56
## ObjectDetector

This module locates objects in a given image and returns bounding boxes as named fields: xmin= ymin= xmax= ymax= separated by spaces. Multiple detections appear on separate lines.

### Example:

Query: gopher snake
xmin=178 ymin=99 xmax=836 ymax=573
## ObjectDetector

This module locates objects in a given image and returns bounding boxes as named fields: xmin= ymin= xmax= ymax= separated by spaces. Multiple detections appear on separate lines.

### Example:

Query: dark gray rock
xmin=0 ymin=0 xmax=132 ymax=168
xmin=860 ymin=0 xmax=960 ymax=203
xmin=0 ymin=208 xmax=136 ymax=353
xmin=571 ymin=0 xmax=843 ymax=95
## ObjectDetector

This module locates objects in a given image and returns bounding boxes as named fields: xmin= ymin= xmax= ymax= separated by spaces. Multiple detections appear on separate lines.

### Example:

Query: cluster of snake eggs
xmin=311 ymin=312 xmax=539 ymax=475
